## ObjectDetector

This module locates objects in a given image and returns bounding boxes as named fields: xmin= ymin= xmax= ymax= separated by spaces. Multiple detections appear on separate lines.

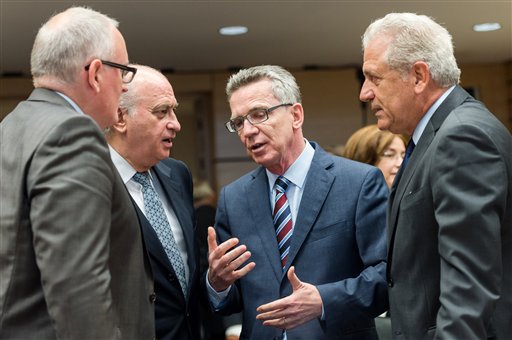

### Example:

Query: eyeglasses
xmin=84 ymin=60 xmax=137 ymax=84
xmin=225 ymin=103 xmax=293 ymax=133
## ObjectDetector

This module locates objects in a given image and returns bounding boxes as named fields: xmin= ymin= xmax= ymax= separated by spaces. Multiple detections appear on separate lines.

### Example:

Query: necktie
xmin=401 ymin=139 xmax=416 ymax=169
xmin=273 ymin=176 xmax=293 ymax=268
xmin=133 ymin=172 xmax=187 ymax=296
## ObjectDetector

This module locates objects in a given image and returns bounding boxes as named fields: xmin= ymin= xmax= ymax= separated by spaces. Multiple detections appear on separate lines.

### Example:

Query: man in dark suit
xmin=360 ymin=12 xmax=512 ymax=339
xmin=106 ymin=64 xmax=201 ymax=340
xmin=206 ymin=65 xmax=389 ymax=339
xmin=0 ymin=7 xmax=155 ymax=339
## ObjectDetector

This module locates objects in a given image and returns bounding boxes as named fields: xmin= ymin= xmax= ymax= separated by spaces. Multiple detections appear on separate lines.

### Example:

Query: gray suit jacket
xmin=0 ymin=89 xmax=155 ymax=339
xmin=387 ymin=86 xmax=512 ymax=340
xmin=214 ymin=142 xmax=389 ymax=339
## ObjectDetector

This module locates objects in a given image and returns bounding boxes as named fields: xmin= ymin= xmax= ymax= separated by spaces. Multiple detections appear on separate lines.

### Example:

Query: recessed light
xmin=219 ymin=26 xmax=248 ymax=36
xmin=473 ymin=22 xmax=501 ymax=32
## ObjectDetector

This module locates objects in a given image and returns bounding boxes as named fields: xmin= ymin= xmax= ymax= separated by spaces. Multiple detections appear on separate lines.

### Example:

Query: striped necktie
xmin=273 ymin=176 xmax=293 ymax=268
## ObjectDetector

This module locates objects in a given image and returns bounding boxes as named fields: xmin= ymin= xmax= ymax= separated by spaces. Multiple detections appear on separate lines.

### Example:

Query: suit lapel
xmin=247 ymin=167 xmax=283 ymax=281
xmin=153 ymin=162 xmax=196 ymax=297
xmin=132 ymin=198 xmax=173 ymax=271
xmin=284 ymin=146 xmax=334 ymax=276
xmin=388 ymin=86 xmax=471 ymax=264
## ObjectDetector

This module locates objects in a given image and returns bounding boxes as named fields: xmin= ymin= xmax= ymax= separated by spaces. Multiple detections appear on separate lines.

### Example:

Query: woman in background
xmin=343 ymin=124 xmax=407 ymax=188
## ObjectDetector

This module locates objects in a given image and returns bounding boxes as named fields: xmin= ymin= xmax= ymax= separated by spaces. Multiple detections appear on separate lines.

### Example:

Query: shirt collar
xmin=411 ymin=85 xmax=455 ymax=144
xmin=55 ymin=91 xmax=85 ymax=115
xmin=266 ymin=139 xmax=315 ymax=189
xmin=109 ymin=146 xmax=138 ymax=185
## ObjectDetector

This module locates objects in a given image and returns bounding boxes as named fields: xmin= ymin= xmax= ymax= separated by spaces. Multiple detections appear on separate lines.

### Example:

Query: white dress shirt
xmin=109 ymin=146 xmax=189 ymax=284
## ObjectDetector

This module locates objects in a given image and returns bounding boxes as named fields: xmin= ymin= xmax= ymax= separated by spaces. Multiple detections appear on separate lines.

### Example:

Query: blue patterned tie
xmin=133 ymin=172 xmax=187 ymax=296
xmin=273 ymin=176 xmax=293 ymax=269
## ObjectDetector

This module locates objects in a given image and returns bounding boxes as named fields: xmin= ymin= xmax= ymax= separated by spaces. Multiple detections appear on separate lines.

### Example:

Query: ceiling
xmin=1 ymin=0 xmax=511 ymax=76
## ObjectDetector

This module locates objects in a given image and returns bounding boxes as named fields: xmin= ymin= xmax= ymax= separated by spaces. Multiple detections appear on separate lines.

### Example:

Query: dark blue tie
xmin=401 ymin=140 xmax=416 ymax=169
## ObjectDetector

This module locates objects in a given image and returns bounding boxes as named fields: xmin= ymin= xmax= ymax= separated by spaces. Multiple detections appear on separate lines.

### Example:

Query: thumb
xmin=287 ymin=266 xmax=302 ymax=291
xmin=207 ymin=226 xmax=218 ymax=254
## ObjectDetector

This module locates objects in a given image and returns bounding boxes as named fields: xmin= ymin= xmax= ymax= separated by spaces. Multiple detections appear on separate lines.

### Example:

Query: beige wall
xmin=2 ymin=63 xmax=511 ymax=190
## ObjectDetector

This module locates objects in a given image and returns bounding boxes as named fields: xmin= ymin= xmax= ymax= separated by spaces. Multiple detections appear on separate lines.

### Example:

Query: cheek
xmin=376 ymin=159 xmax=392 ymax=176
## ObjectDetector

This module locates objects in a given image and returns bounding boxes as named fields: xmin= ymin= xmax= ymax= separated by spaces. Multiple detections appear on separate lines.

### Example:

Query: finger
xmin=256 ymin=296 xmax=286 ymax=313
xmin=207 ymin=227 xmax=218 ymax=254
xmin=287 ymin=266 xmax=302 ymax=291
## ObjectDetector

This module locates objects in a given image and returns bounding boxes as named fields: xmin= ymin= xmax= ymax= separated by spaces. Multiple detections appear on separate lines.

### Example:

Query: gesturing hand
xmin=256 ymin=266 xmax=323 ymax=330
xmin=207 ymin=226 xmax=256 ymax=292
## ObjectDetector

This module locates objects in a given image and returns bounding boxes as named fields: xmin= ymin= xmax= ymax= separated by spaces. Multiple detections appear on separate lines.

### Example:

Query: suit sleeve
xmin=317 ymin=167 xmax=389 ymax=329
xmin=432 ymin=124 xmax=506 ymax=339
xmin=207 ymin=185 xmax=244 ymax=315
xmin=27 ymin=116 xmax=119 ymax=339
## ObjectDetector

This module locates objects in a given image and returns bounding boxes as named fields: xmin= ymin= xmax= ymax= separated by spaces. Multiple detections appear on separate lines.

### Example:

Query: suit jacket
xmin=387 ymin=86 xmax=512 ymax=340
xmin=0 ymin=89 xmax=155 ymax=339
xmin=213 ymin=142 xmax=389 ymax=339
xmin=133 ymin=159 xmax=201 ymax=340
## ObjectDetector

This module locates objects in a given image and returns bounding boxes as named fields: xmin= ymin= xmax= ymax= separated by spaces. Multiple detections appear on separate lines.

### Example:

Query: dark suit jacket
xmin=134 ymin=158 xmax=201 ymax=340
xmin=387 ymin=86 xmax=512 ymax=339
xmin=0 ymin=89 xmax=155 ymax=339
xmin=213 ymin=142 xmax=389 ymax=339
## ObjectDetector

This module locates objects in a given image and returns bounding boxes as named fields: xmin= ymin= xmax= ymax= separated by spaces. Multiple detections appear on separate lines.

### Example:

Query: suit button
xmin=394 ymin=330 xmax=402 ymax=335
xmin=168 ymin=273 xmax=176 ymax=282
xmin=388 ymin=278 xmax=394 ymax=287
xmin=149 ymin=292 xmax=156 ymax=303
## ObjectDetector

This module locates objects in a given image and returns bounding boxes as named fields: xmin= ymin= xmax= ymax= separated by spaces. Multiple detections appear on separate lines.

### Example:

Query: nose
xmin=240 ymin=118 xmax=258 ymax=136
xmin=167 ymin=117 xmax=181 ymax=132
xmin=359 ymin=79 xmax=374 ymax=102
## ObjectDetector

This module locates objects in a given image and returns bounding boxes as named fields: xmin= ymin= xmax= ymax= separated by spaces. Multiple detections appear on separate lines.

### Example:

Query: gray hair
xmin=362 ymin=12 xmax=460 ymax=87
xmin=226 ymin=65 xmax=302 ymax=104
xmin=31 ymin=6 xmax=119 ymax=84
xmin=118 ymin=64 xmax=166 ymax=116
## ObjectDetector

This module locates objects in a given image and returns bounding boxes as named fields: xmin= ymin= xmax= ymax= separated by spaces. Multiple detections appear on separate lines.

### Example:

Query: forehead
xmin=138 ymin=76 xmax=176 ymax=104
xmin=363 ymin=36 xmax=392 ymax=72
xmin=229 ymin=79 xmax=277 ymax=110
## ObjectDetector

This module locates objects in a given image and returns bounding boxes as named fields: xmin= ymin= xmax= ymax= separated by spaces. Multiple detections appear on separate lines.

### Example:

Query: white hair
xmin=362 ymin=12 xmax=460 ymax=87
xmin=31 ymin=6 xmax=119 ymax=84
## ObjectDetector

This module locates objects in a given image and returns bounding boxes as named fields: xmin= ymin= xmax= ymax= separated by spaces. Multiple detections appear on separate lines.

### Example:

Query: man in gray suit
xmin=106 ymin=65 xmax=201 ymax=340
xmin=206 ymin=65 xmax=389 ymax=339
xmin=0 ymin=7 xmax=154 ymax=339
xmin=360 ymin=13 xmax=512 ymax=339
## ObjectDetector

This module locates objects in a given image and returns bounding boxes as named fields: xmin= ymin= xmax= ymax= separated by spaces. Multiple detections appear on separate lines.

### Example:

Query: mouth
xmin=249 ymin=142 xmax=265 ymax=152
xmin=162 ymin=138 xmax=173 ymax=148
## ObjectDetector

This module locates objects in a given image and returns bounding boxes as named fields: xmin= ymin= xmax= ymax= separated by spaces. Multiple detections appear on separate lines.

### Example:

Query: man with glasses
xmin=0 ymin=7 xmax=154 ymax=339
xmin=206 ymin=65 xmax=389 ymax=339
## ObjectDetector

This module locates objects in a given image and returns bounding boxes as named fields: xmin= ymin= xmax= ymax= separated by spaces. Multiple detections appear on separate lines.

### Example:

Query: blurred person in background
xmin=343 ymin=124 xmax=407 ymax=188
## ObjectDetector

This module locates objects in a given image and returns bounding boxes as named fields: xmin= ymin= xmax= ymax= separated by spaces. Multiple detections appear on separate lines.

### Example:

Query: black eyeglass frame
xmin=225 ymin=103 xmax=293 ymax=133
xmin=84 ymin=60 xmax=137 ymax=84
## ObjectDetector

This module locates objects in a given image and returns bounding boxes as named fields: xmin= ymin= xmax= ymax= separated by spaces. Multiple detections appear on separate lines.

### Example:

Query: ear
xmin=291 ymin=103 xmax=304 ymax=129
xmin=411 ymin=61 xmax=430 ymax=94
xmin=85 ymin=59 xmax=102 ymax=93
xmin=111 ymin=108 xmax=128 ymax=134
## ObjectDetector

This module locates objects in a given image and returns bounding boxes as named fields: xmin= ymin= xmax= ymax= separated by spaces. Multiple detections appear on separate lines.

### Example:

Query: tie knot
xmin=132 ymin=172 xmax=151 ymax=187
xmin=274 ymin=176 xmax=290 ymax=193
